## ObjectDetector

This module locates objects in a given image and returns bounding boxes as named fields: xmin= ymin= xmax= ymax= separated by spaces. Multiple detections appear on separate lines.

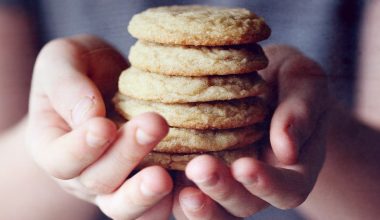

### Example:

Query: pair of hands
xmin=27 ymin=35 xmax=328 ymax=220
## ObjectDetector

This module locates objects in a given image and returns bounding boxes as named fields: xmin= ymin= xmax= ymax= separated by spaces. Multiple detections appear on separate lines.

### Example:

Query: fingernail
xmin=193 ymin=173 xmax=219 ymax=187
xmin=181 ymin=192 xmax=205 ymax=211
xmin=86 ymin=132 xmax=109 ymax=148
xmin=140 ymin=181 xmax=157 ymax=197
xmin=72 ymin=96 xmax=95 ymax=125
xmin=136 ymin=128 xmax=156 ymax=145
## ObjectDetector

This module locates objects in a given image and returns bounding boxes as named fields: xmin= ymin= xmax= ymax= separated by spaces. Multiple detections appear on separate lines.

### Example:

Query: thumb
xmin=270 ymin=96 xmax=317 ymax=164
xmin=30 ymin=35 xmax=127 ymax=128
xmin=261 ymin=45 xmax=328 ymax=164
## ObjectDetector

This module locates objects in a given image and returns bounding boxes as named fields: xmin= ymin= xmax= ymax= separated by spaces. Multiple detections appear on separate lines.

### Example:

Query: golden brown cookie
xmin=154 ymin=125 xmax=264 ymax=153
xmin=128 ymin=5 xmax=271 ymax=46
xmin=114 ymin=93 xmax=267 ymax=129
xmin=118 ymin=67 xmax=267 ymax=103
xmin=140 ymin=143 xmax=262 ymax=170
xmin=129 ymin=41 xmax=268 ymax=76
xmin=111 ymin=114 xmax=264 ymax=153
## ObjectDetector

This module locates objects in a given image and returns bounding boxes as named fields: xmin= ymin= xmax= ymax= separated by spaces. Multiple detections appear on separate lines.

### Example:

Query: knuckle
xmin=58 ymin=179 xmax=96 ymax=202
xmin=278 ymin=190 xmax=308 ymax=210
xmin=292 ymin=99 xmax=311 ymax=119
xmin=102 ymin=208 xmax=132 ymax=220
xmin=35 ymin=37 xmax=83 ymax=73
xmin=235 ymin=210 xmax=254 ymax=218
xmin=34 ymin=151 xmax=78 ymax=180
xmin=264 ymin=44 xmax=301 ymax=58
xmin=102 ymin=197 xmax=148 ymax=220
xmin=212 ymin=187 xmax=234 ymax=201
xmin=128 ymin=188 xmax=157 ymax=208
xmin=68 ymin=147 xmax=96 ymax=164
xmin=299 ymin=56 xmax=324 ymax=76
xmin=232 ymin=200 xmax=268 ymax=218
xmin=255 ymin=176 xmax=276 ymax=199
xmin=130 ymin=197 xmax=152 ymax=209
xmin=289 ymin=190 xmax=309 ymax=208
xmin=115 ymin=148 xmax=143 ymax=167
xmin=38 ymin=38 xmax=74 ymax=61
xmin=235 ymin=209 xmax=257 ymax=218
xmin=46 ymin=165 xmax=75 ymax=180
xmin=81 ymin=178 xmax=115 ymax=194
xmin=106 ymin=211 xmax=127 ymax=220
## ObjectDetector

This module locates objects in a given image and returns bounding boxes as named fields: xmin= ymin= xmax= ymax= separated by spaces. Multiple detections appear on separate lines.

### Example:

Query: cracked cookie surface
xmin=114 ymin=93 xmax=267 ymax=129
xmin=128 ymin=5 xmax=271 ymax=46
xmin=129 ymin=41 xmax=268 ymax=76
xmin=140 ymin=144 xmax=262 ymax=170
xmin=118 ymin=67 xmax=267 ymax=103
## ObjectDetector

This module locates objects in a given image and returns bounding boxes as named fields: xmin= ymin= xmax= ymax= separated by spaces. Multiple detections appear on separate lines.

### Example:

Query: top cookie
xmin=128 ymin=5 xmax=271 ymax=46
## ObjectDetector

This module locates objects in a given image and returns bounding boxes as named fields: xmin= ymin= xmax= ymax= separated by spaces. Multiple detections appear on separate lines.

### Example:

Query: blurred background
xmin=0 ymin=0 xmax=364 ymax=219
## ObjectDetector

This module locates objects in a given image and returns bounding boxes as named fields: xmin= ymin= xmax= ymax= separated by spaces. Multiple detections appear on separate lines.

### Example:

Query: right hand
xmin=172 ymin=45 xmax=328 ymax=220
xmin=27 ymin=35 xmax=173 ymax=220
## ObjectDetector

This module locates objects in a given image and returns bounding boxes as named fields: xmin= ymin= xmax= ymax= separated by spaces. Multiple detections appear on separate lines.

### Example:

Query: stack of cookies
xmin=113 ymin=5 xmax=271 ymax=170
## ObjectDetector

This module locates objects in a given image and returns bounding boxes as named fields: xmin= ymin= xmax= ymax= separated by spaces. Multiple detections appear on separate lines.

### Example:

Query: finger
xmin=177 ymin=187 xmax=240 ymax=220
xmin=172 ymin=178 xmax=223 ymax=220
xmin=96 ymin=166 xmax=173 ymax=220
xmin=232 ymin=116 xmax=326 ymax=210
xmin=136 ymin=194 xmax=173 ymax=220
xmin=186 ymin=155 xmax=268 ymax=218
xmin=232 ymin=158 xmax=308 ymax=209
xmin=31 ymin=117 xmax=117 ymax=179
xmin=172 ymin=170 xmax=198 ymax=220
xmin=80 ymin=112 xmax=168 ymax=194
xmin=30 ymin=35 xmax=127 ymax=128
xmin=258 ymin=45 xmax=301 ymax=83
xmin=55 ymin=178 xmax=95 ymax=203
xmin=260 ymin=45 xmax=328 ymax=164
xmin=270 ymin=96 xmax=315 ymax=164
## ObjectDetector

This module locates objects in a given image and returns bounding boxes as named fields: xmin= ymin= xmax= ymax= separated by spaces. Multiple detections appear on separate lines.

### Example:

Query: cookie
xmin=118 ymin=67 xmax=267 ymax=103
xmin=140 ymin=143 xmax=262 ymax=170
xmin=112 ymin=114 xmax=264 ymax=153
xmin=114 ymin=93 xmax=267 ymax=129
xmin=154 ymin=125 xmax=264 ymax=153
xmin=128 ymin=5 xmax=271 ymax=46
xmin=129 ymin=41 xmax=268 ymax=76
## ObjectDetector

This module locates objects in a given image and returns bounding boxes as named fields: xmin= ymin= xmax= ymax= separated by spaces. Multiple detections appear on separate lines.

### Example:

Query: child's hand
xmin=27 ymin=35 xmax=173 ymax=220
xmin=173 ymin=45 xmax=328 ymax=219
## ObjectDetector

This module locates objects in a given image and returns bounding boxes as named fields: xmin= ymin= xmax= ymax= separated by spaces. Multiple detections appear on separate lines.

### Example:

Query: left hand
xmin=173 ymin=45 xmax=328 ymax=219
xmin=27 ymin=35 xmax=173 ymax=220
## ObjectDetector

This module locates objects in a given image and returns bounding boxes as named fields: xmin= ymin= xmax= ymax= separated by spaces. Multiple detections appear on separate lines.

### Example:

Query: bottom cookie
xmin=139 ymin=144 xmax=263 ymax=171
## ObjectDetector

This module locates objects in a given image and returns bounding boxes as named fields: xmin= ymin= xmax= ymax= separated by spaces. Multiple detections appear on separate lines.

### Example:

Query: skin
xmin=1 ymin=1 xmax=380 ymax=219
xmin=174 ymin=1 xmax=380 ymax=219
xmin=27 ymin=35 xmax=328 ymax=219
xmin=27 ymin=36 xmax=174 ymax=220
xmin=173 ymin=45 xmax=328 ymax=219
